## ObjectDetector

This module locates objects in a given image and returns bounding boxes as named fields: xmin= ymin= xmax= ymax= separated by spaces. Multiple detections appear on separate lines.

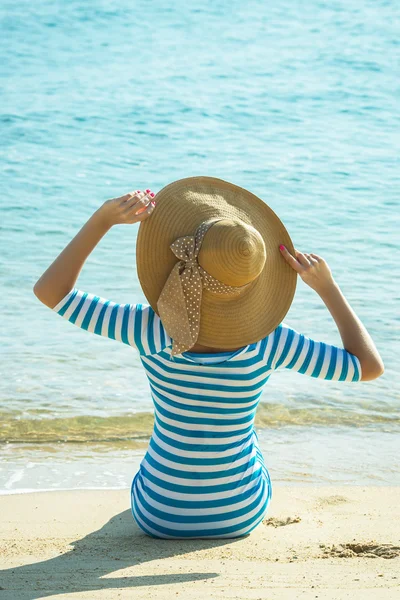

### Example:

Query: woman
xmin=34 ymin=178 xmax=384 ymax=539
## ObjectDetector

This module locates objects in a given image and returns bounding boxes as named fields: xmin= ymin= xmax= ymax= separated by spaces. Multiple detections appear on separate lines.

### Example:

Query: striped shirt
xmin=52 ymin=287 xmax=362 ymax=539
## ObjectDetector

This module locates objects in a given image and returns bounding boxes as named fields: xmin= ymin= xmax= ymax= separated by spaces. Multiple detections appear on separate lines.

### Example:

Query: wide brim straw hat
xmin=136 ymin=175 xmax=297 ymax=352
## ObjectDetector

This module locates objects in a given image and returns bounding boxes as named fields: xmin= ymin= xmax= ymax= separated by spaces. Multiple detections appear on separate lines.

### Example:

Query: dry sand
xmin=0 ymin=486 xmax=399 ymax=599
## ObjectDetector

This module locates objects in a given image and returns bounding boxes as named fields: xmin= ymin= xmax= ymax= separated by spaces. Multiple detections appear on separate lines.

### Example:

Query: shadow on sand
xmin=0 ymin=508 xmax=244 ymax=599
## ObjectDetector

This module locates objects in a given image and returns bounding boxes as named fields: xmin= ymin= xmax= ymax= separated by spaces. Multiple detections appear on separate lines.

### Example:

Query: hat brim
xmin=136 ymin=176 xmax=297 ymax=349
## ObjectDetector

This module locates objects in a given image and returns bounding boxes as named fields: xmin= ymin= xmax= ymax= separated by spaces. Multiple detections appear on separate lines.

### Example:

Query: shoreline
xmin=1 ymin=486 xmax=399 ymax=599
xmin=2 ymin=427 xmax=399 ymax=493
xmin=1 ymin=480 xmax=398 ymax=496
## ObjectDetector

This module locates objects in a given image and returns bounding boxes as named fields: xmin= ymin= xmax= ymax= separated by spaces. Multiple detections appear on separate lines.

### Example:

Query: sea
xmin=1 ymin=0 xmax=399 ymax=494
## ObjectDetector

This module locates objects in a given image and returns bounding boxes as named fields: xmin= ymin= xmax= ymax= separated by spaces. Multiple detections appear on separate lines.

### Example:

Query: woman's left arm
xmin=33 ymin=190 xmax=155 ymax=308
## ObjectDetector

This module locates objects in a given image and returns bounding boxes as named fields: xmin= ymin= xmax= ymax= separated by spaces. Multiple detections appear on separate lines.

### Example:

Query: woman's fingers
xmin=304 ymin=252 xmax=318 ymax=264
xmin=279 ymin=245 xmax=319 ymax=273
xmin=295 ymin=249 xmax=311 ymax=267
xmin=102 ymin=189 xmax=157 ymax=226
xmin=123 ymin=189 xmax=157 ymax=222
xmin=125 ymin=190 xmax=149 ymax=209
xmin=124 ymin=190 xmax=155 ymax=213
xmin=130 ymin=195 xmax=150 ymax=213
xmin=279 ymin=245 xmax=335 ymax=292
xmin=279 ymin=245 xmax=303 ymax=273
xmin=134 ymin=201 xmax=156 ymax=222
xmin=116 ymin=190 xmax=141 ymax=204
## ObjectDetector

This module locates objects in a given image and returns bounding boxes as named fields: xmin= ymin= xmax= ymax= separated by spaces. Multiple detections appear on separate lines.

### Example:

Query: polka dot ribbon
xmin=156 ymin=217 xmax=252 ymax=358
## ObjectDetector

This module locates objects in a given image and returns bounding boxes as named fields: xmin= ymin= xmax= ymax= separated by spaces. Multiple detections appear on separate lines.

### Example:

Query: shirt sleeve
xmin=264 ymin=321 xmax=362 ymax=382
xmin=51 ymin=287 xmax=172 ymax=356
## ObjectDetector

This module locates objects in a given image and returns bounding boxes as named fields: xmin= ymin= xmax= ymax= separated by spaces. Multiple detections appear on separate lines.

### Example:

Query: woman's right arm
xmin=314 ymin=280 xmax=384 ymax=381
xmin=279 ymin=245 xmax=384 ymax=381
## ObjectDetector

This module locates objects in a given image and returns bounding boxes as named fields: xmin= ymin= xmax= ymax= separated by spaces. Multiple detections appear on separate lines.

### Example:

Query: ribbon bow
xmin=157 ymin=218 xmax=251 ymax=358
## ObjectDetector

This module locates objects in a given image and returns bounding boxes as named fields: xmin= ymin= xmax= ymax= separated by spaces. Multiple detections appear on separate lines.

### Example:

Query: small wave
xmin=0 ymin=412 xmax=154 ymax=443
xmin=0 ymin=403 xmax=399 ymax=444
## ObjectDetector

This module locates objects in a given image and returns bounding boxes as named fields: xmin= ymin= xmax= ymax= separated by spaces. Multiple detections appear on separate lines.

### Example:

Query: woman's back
xmin=50 ymin=286 xmax=362 ymax=538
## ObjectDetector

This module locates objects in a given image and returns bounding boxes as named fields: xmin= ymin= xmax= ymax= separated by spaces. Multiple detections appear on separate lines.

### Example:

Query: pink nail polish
xmin=279 ymin=245 xmax=285 ymax=251
xmin=150 ymin=192 xmax=155 ymax=197
xmin=146 ymin=189 xmax=151 ymax=193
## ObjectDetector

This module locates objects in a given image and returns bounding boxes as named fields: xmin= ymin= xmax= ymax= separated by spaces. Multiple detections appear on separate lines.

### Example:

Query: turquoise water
xmin=1 ymin=0 xmax=399 ymax=492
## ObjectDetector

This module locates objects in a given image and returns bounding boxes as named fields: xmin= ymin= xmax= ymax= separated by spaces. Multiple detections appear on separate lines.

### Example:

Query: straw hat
xmin=136 ymin=176 xmax=297 ymax=356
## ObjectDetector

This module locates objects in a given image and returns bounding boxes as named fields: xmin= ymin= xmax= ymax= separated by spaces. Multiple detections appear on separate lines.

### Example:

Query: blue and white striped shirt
xmin=52 ymin=287 xmax=362 ymax=539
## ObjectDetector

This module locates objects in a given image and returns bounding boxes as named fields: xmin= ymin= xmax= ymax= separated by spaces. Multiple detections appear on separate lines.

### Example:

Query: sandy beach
xmin=0 ymin=486 xmax=399 ymax=599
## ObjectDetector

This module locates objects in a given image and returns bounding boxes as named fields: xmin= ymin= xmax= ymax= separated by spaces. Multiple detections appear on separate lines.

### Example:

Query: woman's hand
xmin=100 ymin=189 xmax=156 ymax=227
xmin=279 ymin=245 xmax=336 ymax=293
xmin=34 ymin=189 xmax=157 ymax=309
